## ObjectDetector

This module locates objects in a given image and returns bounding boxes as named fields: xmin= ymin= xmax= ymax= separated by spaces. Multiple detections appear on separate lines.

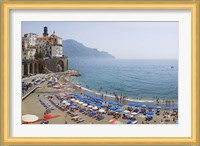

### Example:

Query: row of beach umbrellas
xmin=70 ymin=93 xmax=178 ymax=112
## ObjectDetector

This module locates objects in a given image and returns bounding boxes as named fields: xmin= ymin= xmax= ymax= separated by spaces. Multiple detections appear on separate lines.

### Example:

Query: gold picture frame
xmin=1 ymin=1 xmax=199 ymax=145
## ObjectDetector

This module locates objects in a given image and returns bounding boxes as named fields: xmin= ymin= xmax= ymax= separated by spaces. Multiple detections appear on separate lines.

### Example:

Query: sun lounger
xmin=146 ymin=116 xmax=153 ymax=121
xmin=141 ymin=109 xmax=146 ymax=114
xmin=133 ymin=108 xmax=139 ymax=113
xmin=132 ymin=120 xmax=137 ymax=124
xmin=127 ymin=120 xmax=132 ymax=124
xmin=76 ymin=117 xmax=85 ymax=123
xmin=39 ymin=98 xmax=54 ymax=110
xmin=97 ymin=115 xmax=104 ymax=120
xmin=88 ymin=112 xmax=96 ymax=117
xmin=71 ymin=116 xmax=79 ymax=121
xmin=71 ymin=112 xmax=78 ymax=117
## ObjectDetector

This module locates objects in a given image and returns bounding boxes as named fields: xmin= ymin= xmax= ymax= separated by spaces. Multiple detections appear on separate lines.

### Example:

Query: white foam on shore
xmin=72 ymin=81 xmax=154 ymax=103
xmin=126 ymin=98 xmax=154 ymax=103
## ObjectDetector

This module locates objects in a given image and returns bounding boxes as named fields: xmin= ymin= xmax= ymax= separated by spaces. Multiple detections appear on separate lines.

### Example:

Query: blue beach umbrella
xmin=116 ymin=109 xmax=122 ymax=112
xmin=147 ymin=111 xmax=154 ymax=115
xmin=164 ymin=107 xmax=170 ymax=110
xmin=87 ymin=100 xmax=92 ymax=103
xmin=148 ymin=105 xmax=154 ymax=109
xmin=70 ymin=105 xmax=77 ymax=109
xmin=141 ymin=105 xmax=146 ymax=108
xmin=99 ymin=98 xmax=104 ymax=101
xmin=90 ymin=97 xmax=95 ymax=100
xmin=135 ymin=103 xmax=140 ymax=107
xmin=95 ymin=103 xmax=102 ymax=107
xmin=112 ymin=102 xmax=118 ymax=106
xmin=108 ymin=101 xmax=114 ymax=105
xmin=118 ymin=103 xmax=124 ymax=107
xmin=173 ymin=106 xmax=178 ymax=110
xmin=71 ymin=93 xmax=77 ymax=96
xmin=129 ymin=103 xmax=134 ymax=107
xmin=85 ymin=93 xmax=90 ymax=97
xmin=83 ymin=99 xmax=88 ymax=102
xmin=95 ymin=97 xmax=100 ymax=100
xmin=101 ymin=104 xmax=107 ymax=108
xmin=96 ymin=97 xmax=103 ymax=101
xmin=79 ymin=95 xmax=83 ymax=98
xmin=110 ymin=107 xmax=117 ymax=111
xmin=81 ymin=98 xmax=86 ymax=102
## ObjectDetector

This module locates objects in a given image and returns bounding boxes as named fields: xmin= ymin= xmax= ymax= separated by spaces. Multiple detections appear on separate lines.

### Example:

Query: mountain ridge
xmin=62 ymin=39 xmax=115 ymax=59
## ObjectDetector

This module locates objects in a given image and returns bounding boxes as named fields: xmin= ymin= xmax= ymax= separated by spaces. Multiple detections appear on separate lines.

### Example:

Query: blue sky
xmin=22 ymin=21 xmax=179 ymax=59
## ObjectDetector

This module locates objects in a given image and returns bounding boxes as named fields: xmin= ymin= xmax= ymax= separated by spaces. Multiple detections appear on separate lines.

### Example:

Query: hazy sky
xmin=22 ymin=21 xmax=179 ymax=59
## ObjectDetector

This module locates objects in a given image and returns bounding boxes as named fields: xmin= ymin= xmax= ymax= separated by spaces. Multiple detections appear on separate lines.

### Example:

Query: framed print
xmin=1 ymin=1 xmax=199 ymax=145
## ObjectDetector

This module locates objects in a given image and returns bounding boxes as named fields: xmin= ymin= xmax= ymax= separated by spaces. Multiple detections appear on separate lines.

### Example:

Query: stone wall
xmin=22 ymin=56 xmax=68 ymax=77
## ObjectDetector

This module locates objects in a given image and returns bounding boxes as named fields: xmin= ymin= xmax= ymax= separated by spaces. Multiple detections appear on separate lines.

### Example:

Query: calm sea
xmin=69 ymin=59 xmax=178 ymax=102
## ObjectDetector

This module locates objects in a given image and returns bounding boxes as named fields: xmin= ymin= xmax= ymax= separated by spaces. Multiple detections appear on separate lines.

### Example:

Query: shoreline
xmin=66 ymin=73 xmax=178 ymax=107
xmin=23 ymin=72 xmax=178 ymax=107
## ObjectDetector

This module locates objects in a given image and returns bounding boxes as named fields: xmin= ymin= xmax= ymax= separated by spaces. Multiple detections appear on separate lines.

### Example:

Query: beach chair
xmin=97 ymin=115 xmax=104 ymax=121
xmin=127 ymin=120 xmax=132 ymax=124
xmin=132 ymin=120 xmax=137 ymax=124
xmin=91 ymin=113 xmax=98 ymax=118
xmin=89 ymin=112 xmax=96 ymax=117
xmin=71 ymin=116 xmax=79 ymax=121
xmin=83 ymin=110 xmax=88 ymax=115
xmin=141 ymin=109 xmax=145 ymax=114
xmin=146 ymin=116 xmax=153 ymax=121
xmin=71 ymin=112 xmax=78 ymax=117
xmin=133 ymin=108 xmax=139 ymax=113
xmin=77 ymin=118 xmax=85 ymax=123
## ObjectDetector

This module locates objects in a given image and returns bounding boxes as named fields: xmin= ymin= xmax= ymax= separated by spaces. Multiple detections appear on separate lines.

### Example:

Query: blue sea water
xmin=69 ymin=59 xmax=178 ymax=102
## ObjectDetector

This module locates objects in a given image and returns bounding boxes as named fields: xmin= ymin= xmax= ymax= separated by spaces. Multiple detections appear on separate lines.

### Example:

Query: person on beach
xmin=169 ymin=100 xmax=171 ymax=106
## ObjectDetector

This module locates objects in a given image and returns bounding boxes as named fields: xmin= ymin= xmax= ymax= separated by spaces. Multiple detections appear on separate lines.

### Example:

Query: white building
xmin=22 ymin=27 xmax=64 ymax=60
xmin=50 ymin=31 xmax=63 ymax=58
xmin=22 ymin=33 xmax=38 ymax=48
xmin=22 ymin=48 xmax=36 ymax=60
xmin=51 ymin=46 xmax=63 ymax=58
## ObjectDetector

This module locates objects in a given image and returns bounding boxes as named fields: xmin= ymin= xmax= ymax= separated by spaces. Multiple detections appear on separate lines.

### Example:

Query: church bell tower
xmin=43 ymin=26 xmax=48 ymax=37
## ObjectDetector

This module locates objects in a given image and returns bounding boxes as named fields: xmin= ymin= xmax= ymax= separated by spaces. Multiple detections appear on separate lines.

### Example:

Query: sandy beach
xmin=22 ymin=72 xmax=178 ymax=124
